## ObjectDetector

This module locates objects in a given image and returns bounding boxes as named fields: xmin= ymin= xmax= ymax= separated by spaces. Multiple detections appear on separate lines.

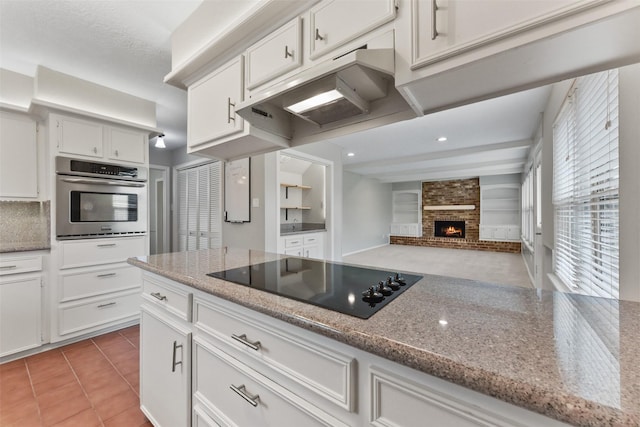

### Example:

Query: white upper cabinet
xmin=309 ymin=0 xmax=397 ymax=59
xmin=188 ymin=56 xmax=244 ymax=149
xmin=0 ymin=111 xmax=38 ymax=199
xmin=408 ymin=0 xmax=607 ymax=68
xmin=56 ymin=115 xmax=104 ymax=158
xmin=53 ymin=113 xmax=148 ymax=164
xmin=106 ymin=126 xmax=146 ymax=164
xmin=246 ymin=17 xmax=302 ymax=90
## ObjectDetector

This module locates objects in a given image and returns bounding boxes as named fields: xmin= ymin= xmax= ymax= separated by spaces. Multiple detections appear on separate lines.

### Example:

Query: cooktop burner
xmin=207 ymin=257 xmax=423 ymax=319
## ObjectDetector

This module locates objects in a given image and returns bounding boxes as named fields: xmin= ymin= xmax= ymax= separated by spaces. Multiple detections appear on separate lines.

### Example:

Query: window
xmin=521 ymin=167 xmax=534 ymax=247
xmin=552 ymin=69 xmax=619 ymax=299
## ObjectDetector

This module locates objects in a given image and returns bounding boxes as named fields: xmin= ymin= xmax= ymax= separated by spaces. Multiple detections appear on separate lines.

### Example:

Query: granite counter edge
xmin=127 ymin=257 xmax=633 ymax=427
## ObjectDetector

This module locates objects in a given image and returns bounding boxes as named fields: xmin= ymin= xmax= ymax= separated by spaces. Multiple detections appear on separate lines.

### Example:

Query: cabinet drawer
xmin=59 ymin=264 xmax=140 ymax=302
xmin=59 ymin=236 xmax=145 ymax=269
xmin=142 ymin=275 xmax=192 ymax=322
xmin=59 ymin=290 xmax=140 ymax=336
xmin=0 ymin=255 xmax=42 ymax=275
xmin=194 ymin=298 xmax=355 ymax=411
xmin=303 ymin=235 xmax=320 ymax=245
xmin=284 ymin=236 xmax=303 ymax=248
xmin=370 ymin=367 xmax=521 ymax=427
xmin=194 ymin=338 xmax=349 ymax=427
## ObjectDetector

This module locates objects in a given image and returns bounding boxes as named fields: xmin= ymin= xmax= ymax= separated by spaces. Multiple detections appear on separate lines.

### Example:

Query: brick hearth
xmin=390 ymin=178 xmax=521 ymax=254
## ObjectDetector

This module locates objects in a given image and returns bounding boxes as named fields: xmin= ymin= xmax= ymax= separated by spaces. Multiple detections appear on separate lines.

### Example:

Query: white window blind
xmin=552 ymin=69 xmax=619 ymax=299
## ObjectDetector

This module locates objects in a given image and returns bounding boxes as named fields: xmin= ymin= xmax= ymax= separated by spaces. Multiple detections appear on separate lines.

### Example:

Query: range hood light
xmin=286 ymin=89 xmax=344 ymax=114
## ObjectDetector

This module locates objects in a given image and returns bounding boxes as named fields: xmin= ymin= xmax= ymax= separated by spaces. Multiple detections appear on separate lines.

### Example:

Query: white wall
xmin=342 ymin=171 xmax=392 ymax=256
xmin=0 ymin=69 xmax=33 ymax=108
xmin=222 ymin=154 xmax=266 ymax=251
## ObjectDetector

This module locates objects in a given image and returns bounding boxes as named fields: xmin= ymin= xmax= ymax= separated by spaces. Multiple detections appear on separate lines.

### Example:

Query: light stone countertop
xmin=128 ymin=247 xmax=640 ymax=427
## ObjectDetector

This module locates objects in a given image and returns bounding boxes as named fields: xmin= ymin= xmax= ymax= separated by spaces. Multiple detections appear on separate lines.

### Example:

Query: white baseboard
xmin=342 ymin=243 xmax=389 ymax=258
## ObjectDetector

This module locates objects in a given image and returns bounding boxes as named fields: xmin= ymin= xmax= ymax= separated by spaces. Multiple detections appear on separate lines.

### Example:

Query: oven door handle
xmin=60 ymin=177 xmax=146 ymax=187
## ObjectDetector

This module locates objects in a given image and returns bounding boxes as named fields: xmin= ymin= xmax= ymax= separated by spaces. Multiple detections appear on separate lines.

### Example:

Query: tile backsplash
xmin=0 ymin=200 xmax=51 ymax=252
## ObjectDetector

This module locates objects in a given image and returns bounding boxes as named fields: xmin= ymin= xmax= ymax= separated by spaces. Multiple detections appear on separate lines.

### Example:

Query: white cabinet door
xmin=309 ymin=0 xmax=396 ymax=59
xmin=246 ymin=17 xmax=302 ymax=90
xmin=0 ymin=112 xmax=38 ymax=199
xmin=188 ymin=57 xmax=244 ymax=148
xmin=0 ymin=275 xmax=41 ymax=357
xmin=410 ymin=0 xmax=595 ymax=67
xmin=56 ymin=115 xmax=104 ymax=158
xmin=106 ymin=126 xmax=146 ymax=164
xmin=140 ymin=308 xmax=191 ymax=427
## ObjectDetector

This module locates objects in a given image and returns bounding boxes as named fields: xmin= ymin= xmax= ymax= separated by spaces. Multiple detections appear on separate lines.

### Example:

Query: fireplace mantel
xmin=423 ymin=205 xmax=476 ymax=211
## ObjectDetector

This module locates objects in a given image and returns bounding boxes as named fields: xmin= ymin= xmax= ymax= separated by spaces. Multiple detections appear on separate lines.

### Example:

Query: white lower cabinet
xmin=140 ymin=306 xmax=192 ymax=427
xmin=0 ymin=253 xmax=43 ymax=357
xmin=0 ymin=276 xmax=42 ymax=357
xmin=52 ymin=236 xmax=145 ymax=342
xmin=280 ymin=232 xmax=325 ymax=258
xmin=193 ymin=337 xmax=349 ymax=427
xmin=138 ymin=271 xmax=569 ymax=427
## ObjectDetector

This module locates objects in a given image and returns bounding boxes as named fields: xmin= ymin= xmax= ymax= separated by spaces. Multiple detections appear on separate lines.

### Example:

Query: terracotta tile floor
xmin=0 ymin=325 xmax=151 ymax=427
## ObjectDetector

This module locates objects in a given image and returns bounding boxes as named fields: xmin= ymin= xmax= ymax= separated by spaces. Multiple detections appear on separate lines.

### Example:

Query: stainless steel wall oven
xmin=56 ymin=156 xmax=147 ymax=239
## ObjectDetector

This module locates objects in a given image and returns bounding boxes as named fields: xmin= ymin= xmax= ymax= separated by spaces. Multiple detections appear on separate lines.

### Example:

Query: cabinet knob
xmin=315 ymin=28 xmax=324 ymax=41
xmin=93 ymin=147 xmax=98 ymax=154
xmin=284 ymin=45 xmax=293 ymax=58
xmin=114 ymin=149 xmax=119 ymax=157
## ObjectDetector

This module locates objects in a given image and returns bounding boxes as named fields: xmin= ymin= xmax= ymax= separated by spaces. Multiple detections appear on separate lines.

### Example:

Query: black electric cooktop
xmin=207 ymin=258 xmax=423 ymax=319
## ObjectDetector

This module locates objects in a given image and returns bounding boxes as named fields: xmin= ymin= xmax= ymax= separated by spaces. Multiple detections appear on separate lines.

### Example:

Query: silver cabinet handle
xmin=97 ymin=243 xmax=116 ymax=248
xmin=315 ymin=28 xmax=324 ymax=41
xmin=431 ymin=0 xmax=439 ymax=40
xmin=231 ymin=333 xmax=261 ymax=351
xmin=97 ymin=272 xmax=116 ymax=278
xmin=171 ymin=340 xmax=183 ymax=372
xmin=230 ymin=384 xmax=260 ymax=407
xmin=114 ymin=149 xmax=119 ymax=157
xmin=97 ymin=302 xmax=116 ymax=308
xmin=0 ymin=265 xmax=17 ymax=270
xmin=227 ymin=97 xmax=236 ymax=123
xmin=151 ymin=292 xmax=167 ymax=301
xmin=93 ymin=147 xmax=98 ymax=154
xmin=61 ymin=177 xmax=145 ymax=187
xmin=284 ymin=45 xmax=293 ymax=58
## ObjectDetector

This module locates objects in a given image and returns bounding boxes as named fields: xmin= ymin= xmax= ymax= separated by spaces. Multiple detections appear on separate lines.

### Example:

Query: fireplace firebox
xmin=434 ymin=221 xmax=465 ymax=238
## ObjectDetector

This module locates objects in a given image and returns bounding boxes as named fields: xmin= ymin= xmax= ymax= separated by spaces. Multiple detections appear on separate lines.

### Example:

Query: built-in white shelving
xmin=391 ymin=190 xmax=422 ymax=237
xmin=480 ymin=184 xmax=521 ymax=242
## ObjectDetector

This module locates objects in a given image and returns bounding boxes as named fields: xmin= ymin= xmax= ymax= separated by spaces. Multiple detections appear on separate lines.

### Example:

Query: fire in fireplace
xmin=434 ymin=221 xmax=465 ymax=238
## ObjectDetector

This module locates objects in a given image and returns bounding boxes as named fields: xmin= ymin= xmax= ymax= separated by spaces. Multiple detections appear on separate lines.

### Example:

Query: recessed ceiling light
xmin=437 ymin=136 xmax=448 ymax=143
xmin=347 ymin=152 xmax=355 ymax=157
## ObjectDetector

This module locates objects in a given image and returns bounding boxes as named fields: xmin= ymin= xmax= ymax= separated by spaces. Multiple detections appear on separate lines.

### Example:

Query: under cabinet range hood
xmin=236 ymin=48 xmax=415 ymax=145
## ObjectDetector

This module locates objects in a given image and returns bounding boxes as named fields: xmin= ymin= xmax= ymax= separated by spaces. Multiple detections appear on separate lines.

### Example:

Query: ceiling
xmin=0 ymin=0 xmax=550 ymax=182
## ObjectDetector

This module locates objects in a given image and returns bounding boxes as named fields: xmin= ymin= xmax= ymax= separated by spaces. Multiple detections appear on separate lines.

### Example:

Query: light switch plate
xmin=252 ymin=198 xmax=260 ymax=208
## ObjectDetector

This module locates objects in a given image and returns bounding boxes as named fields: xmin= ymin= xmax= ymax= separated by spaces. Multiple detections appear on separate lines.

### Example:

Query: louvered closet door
xmin=177 ymin=162 xmax=223 ymax=252
xmin=177 ymin=170 xmax=188 ymax=252
xmin=198 ymin=166 xmax=211 ymax=249
xmin=187 ymin=168 xmax=199 ymax=250
xmin=209 ymin=162 xmax=222 ymax=248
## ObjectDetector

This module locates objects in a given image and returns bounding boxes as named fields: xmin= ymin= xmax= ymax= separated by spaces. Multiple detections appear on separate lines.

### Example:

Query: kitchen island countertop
xmin=128 ymin=247 xmax=640 ymax=427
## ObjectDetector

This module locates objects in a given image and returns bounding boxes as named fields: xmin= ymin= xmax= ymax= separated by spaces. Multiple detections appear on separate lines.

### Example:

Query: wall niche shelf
xmin=281 ymin=183 xmax=311 ymax=198
xmin=281 ymin=206 xmax=311 ymax=220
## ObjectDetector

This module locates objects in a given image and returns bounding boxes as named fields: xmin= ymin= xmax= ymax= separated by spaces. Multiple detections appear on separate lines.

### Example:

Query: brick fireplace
xmin=390 ymin=178 xmax=521 ymax=253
